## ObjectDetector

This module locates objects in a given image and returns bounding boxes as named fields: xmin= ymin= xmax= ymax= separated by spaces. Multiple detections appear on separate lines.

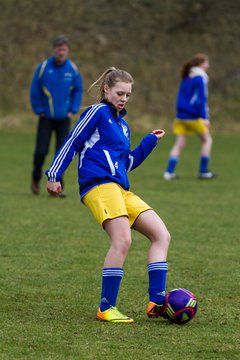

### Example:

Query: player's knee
xmin=179 ymin=141 xmax=186 ymax=149
xmin=202 ymin=133 xmax=212 ymax=146
xmin=208 ymin=135 xmax=213 ymax=146
xmin=119 ymin=236 xmax=132 ymax=256
xmin=158 ymin=228 xmax=171 ymax=247
xmin=165 ymin=230 xmax=171 ymax=246
xmin=152 ymin=227 xmax=171 ymax=248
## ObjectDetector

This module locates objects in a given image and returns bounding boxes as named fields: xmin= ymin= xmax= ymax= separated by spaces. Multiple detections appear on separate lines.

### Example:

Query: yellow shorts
xmin=82 ymin=183 xmax=151 ymax=227
xmin=173 ymin=119 xmax=209 ymax=135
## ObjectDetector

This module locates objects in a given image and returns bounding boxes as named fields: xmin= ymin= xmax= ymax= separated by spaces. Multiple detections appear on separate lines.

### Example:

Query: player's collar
xmin=101 ymin=100 xmax=127 ymax=118
xmin=189 ymin=67 xmax=209 ymax=82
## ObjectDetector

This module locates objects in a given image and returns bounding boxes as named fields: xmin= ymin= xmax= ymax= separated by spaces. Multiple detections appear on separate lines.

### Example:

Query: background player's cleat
xmin=199 ymin=171 xmax=217 ymax=179
xmin=97 ymin=306 xmax=134 ymax=323
xmin=163 ymin=172 xmax=179 ymax=180
xmin=147 ymin=301 xmax=166 ymax=318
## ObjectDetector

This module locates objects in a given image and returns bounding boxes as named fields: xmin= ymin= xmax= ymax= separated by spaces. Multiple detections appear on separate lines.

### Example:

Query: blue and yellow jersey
xmin=30 ymin=56 xmax=83 ymax=119
xmin=46 ymin=101 xmax=158 ymax=198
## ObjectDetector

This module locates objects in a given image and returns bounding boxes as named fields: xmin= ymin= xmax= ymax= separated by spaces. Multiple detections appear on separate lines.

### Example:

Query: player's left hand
xmin=151 ymin=129 xmax=165 ymax=140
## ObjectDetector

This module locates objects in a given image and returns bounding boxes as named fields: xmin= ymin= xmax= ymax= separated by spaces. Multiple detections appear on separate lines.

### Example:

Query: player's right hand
xmin=47 ymin=181 xmax=62 ymax=196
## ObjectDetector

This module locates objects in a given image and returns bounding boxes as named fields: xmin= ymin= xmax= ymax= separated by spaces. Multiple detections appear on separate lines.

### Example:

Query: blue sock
xmin=166 ymin=156 xmax=178 ymax=173
xmin=200 ymin=156 xmax=209 ymax=173
xmin=100 ymin=268 xmax=124 ymax=312
xmin=148 ymin=261 xmax=168 ymax=305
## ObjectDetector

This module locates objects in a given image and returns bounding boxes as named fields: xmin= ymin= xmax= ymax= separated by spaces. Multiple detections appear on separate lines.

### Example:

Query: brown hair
xmin=89 ymin=67 xmax=134 ymax=101
xmin=181 ymin=53 xmax=209 ymax=79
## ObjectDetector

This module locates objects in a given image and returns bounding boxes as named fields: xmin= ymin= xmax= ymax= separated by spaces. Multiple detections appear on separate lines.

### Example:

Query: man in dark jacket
xmin=30 ymin=35 xmax=83 ymax=196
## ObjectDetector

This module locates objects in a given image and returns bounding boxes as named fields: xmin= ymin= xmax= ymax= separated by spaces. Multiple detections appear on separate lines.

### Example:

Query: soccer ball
xmin=165 ymin=288 xmax=197 ymax=325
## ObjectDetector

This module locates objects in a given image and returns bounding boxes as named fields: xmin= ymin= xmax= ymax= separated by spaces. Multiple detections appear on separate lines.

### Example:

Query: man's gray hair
xmin=52 ymin=35 xmax=69 ymax=48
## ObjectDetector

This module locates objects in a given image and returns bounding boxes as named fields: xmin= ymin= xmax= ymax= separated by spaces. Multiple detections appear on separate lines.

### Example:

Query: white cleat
xmin=163 ymin=172 xmax=178 ymax=180
xmin=199 ymin=171 xmax=217 ymax=179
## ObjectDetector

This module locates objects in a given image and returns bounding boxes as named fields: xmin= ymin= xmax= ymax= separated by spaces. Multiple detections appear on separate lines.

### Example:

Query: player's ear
xmin=103 ymin=84 xmax=109 ymax=93
xmin=103 ymin=84 xmax=110 ymax=100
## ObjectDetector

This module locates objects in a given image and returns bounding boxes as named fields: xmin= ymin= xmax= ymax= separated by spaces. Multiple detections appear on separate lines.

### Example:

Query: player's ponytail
xmin=181 ymin=53 xmax=208 ymax=79
xmin=89 ymin=67 xmax=134 ymax=101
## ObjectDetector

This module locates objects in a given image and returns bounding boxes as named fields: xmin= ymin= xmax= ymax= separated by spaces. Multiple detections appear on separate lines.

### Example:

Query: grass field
xmin=0 ymin=131 xmax=239 ymax=359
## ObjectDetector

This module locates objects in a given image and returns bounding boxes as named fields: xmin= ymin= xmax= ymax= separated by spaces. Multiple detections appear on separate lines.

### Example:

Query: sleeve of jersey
xmin=70 ymin=72 xmax=83 ymax=114
xmin=197 ymin=77 xmax=209 ymax=119
xmin=30 ymin=65 xmax=45 ymax=115
xmin=126 ymin=134 xmax=157 ymax=172
xmin=45 ymin=106 xmax=100 ymax=182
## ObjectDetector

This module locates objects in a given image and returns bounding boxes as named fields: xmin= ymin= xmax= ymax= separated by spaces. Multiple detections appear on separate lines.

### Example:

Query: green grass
xmin=0 ymin=131 xmax=239 ymax=359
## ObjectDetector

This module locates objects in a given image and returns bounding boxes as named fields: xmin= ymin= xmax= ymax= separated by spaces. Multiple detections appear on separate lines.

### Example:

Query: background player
xmin=163 ymin=53 xmax=216 ymax=180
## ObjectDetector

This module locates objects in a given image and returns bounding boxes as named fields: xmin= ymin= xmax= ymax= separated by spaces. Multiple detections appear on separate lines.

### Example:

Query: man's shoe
xmin=199 ymin=171 xmax=217 ymax=179
xmin=31 ymin=180 xmax=40 ymax=194
xmin=163 ymin=172 xmax=179 ymax=180
xmin=147 ymin=301 xmax=166 ymax=318
xmin=48 ymin=191 xmax=66 ymax=198
xmin=97 ymin=306 xmax=134 ymax=323
xmin=59 ymin=191 xmax=67 ymax=198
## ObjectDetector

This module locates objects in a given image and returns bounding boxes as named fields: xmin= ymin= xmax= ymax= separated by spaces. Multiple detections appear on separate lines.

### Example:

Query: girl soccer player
xmin=46 ymin=67 xmax=170 ymax=323
xmin=163 ymin=53 xmax=216 ymax=180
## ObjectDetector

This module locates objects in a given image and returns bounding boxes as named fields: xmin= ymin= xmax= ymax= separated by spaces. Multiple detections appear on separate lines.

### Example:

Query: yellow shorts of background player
xmin=173 ymin=118 xmax=209 ymax=135
xmin=83 ymin=183 xmax=152 ymax=228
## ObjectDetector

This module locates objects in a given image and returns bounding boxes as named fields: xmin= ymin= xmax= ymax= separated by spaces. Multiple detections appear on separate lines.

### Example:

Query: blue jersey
xmin=46 ymin=101 xmax=158 ymax=198
xmin=30 ymin=56 xmax=83 ymax=119
xmin=176 ymin=67 xmax=209 ymax=120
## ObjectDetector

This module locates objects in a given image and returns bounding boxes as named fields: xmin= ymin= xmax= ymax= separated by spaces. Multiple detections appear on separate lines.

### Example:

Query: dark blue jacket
xmin=46 ymin=101 xmax=158 ymax=198
xmin=30 ymin=56 xmax=83 ymax=119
